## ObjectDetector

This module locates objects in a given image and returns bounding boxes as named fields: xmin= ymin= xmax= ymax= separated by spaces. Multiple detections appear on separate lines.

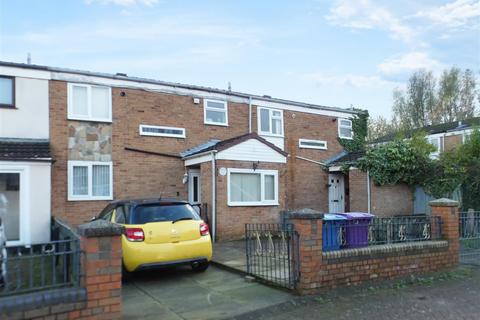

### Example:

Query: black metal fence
xmin=323 ymin=215 xmax=443 ymax=250
xmin=0 ymin=219 xmax=81 ymax=296
xmin=245 ymin=223 xmax=299 ymax=289
xmin=459 ymin=210 xmax=480 ymax=265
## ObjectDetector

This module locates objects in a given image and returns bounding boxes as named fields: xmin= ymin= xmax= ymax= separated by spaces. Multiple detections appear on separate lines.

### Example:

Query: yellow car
xmin=96 ymin=198 xmax=212 ymax=274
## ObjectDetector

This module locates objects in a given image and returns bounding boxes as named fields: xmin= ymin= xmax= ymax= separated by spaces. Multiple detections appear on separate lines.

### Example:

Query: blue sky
xmin=0 ymin=0 xmax=479 ymax=118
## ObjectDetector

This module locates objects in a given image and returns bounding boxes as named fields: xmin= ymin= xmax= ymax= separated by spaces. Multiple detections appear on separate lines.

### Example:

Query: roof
xmin=0 ymin=60 xmax=365 ymax=116
xmin=373 ymin=117 xmax=480 ymax=143
xmin=181 ymin=132 xmax=289 ymax=158
xmin=326 ymin=150 xmax=366 ymax=166
xmin=0 ymin=138 xmax=52 ymax=161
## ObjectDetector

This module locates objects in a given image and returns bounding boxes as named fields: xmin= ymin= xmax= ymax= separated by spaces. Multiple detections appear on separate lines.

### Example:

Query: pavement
xmin=212 ymin=240 xmax=247 ymax=273
xmin=233 ymin=266 xmax=480 ymax=320
xmin=121 ymin=265 xmax=292 ymax=320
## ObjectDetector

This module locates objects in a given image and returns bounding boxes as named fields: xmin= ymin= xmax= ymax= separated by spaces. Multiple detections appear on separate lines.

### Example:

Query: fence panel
xmin=245 ymin=223 xmax=299 ymax=289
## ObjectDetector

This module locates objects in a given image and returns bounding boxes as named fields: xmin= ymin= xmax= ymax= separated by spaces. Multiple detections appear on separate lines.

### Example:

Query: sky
xmin=0 ymin=0 xmax=479 ymax=118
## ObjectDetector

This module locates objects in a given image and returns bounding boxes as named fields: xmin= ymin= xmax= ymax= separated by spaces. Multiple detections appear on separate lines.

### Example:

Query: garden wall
xmin=0 ymin=220 xmax=123 ymax=320
xmin=289 ymin=198 xmax=460 ymax=294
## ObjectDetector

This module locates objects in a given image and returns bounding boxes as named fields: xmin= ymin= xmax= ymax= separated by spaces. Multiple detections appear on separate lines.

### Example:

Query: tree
xmin=392 ymin=70 xmax=436 ymax=130
xmin=368 ymin=115 xmax=396 ymax=141
xmin=458 ymin=69 xmax=477 ymax=120
xmin=437 ymin=67 xmax=461 ymax=123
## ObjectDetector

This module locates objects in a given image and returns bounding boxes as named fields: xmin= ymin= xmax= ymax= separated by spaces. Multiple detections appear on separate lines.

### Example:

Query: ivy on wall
xmin=338 ymin=111 xmax=369 ymax=152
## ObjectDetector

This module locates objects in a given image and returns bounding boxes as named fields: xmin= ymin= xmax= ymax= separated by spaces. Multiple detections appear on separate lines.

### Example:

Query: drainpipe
xmin=367 ymin=170 xmax=371 ymax=213
xmin=211 ymin=151 xmax=217 ymax=242
xmin=248 ymin=96 xmax=252 ymax=133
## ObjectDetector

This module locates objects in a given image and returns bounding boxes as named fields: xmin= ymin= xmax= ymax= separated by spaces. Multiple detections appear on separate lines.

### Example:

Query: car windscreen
xmin=131 ymin=203 xmax=200 ymax=224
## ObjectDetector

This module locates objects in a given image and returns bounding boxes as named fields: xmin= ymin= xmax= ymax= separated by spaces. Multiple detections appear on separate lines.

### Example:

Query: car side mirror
xmin=90 ymin=216 xmax=97 ymax=222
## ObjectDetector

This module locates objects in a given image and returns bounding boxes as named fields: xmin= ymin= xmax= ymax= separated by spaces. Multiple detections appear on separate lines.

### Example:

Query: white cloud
xmin=378 ymin=52 xmax=444 ymax=75
xmin=415 ymin=0 xmax=480 ymax=29
xmin=84 ymin=0 xmax=158 ymax=6
xmin=325 ymin=0 xmax=413 ymax=42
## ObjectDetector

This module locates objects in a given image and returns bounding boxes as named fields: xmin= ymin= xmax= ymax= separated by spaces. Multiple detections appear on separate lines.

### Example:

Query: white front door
xmin=188 ymin=169 xmax=201 ymax=205
xmin=328 ymin=173 xmax=345 ymax=213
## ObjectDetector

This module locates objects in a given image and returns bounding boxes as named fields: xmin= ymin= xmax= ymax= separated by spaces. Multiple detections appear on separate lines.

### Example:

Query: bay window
xmin=227 ymin=168 xmax=278 ymax=206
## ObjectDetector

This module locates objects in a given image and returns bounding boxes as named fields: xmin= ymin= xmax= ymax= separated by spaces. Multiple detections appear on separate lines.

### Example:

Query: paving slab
xmin=122 ymin=265 xmax=292 ymax=320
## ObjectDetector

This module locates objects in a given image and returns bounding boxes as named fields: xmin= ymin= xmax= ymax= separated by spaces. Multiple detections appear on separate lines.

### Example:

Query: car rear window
xmin=131 ymin=203 xmax=200 ymax=224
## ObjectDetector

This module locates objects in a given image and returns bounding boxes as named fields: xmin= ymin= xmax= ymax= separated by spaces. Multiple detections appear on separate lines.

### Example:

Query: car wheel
xmin=191 ymin=261 xmax=209 ymax=272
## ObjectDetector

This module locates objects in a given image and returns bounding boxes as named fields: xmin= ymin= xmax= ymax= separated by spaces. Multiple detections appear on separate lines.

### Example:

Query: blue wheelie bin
xmin=323 ymin=213 xmax=347 ymax=251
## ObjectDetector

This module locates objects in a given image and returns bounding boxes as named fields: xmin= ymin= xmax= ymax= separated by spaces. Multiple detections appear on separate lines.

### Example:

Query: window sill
xmin=0 ymin=105 xmax=17 ymax=109
xmin=68 ymin=196 xmax=113 ymax=202
xmin=67 ymin=116 xmax=112 ymax=123
xmin=228 ymin=202 xmax=279 ymax=207
xmin=204 ymin=122 xmax=229 ymax=127
xmin=339 ymin=136 xmax=354 ymax=140
xmin=259 ymin=133 xmax=284 ymax=138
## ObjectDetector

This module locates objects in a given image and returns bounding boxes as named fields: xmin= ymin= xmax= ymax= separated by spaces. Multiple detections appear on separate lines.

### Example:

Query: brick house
xmin=326 ymin=118 xmax=479 ymax=217
xmin=0 ymin=61 xmax=366 ymax=241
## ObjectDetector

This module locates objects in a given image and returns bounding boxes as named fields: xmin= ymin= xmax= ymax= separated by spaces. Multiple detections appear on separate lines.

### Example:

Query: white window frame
xmin=204 ymin=99 xmax=228 ymax=126
xmin=139 ymin=124 xmax=186 ymax=138
xmin=258 ymin=107 xmax=284 ymax=137
xmin=428 ymin=135 xmax=444 ymax=159
xmin=67 ymin=83 xmax=112 ymax=122
xmin=227 ymin=168 xmax=278 ymax=207
xmin=298 ymin=139 xmax=328 ymax=150
xmin=68 ymin=161 xmax=113 ymax=201
xmin=338 ymin=118 xmax=353 ymax=140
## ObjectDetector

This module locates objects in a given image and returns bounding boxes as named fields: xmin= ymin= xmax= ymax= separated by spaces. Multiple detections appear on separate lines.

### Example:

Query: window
xmin=114 ymin=205 xmax=127 ymax=224
xmin=139 ymin=125 xmax=186 ymax=138
xmin=0 ymin=76 xmax=15 ymax=108
xmin=258 ymin=107 xmax=283 ymax=136
xmin=338 ymin=119 xmax=353 ymax=139
xmin=68 ymin=83 xmax=112 ymax=122
xmin=98 ymin=205 xmax=115 ymax=221
xmin=428 ymin=136 xmax=443 ymax=158
xmin=68 ymin=161 xmax=113 ymax=201
xmin=299 ymin=139 xmax=328 ymax=150
xmin=227 ymin=168 xmax=278 ymax=206
xmin=204 ymin=99 xmax=228 ymax=126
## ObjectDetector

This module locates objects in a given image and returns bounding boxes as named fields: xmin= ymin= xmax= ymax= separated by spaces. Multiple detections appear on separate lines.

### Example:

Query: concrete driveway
xmin=122 ymin=265 xmax=292 ymax=320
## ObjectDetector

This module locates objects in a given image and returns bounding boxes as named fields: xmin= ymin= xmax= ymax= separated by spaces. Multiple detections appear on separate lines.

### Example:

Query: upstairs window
xmin=139 ymin=124 xmax=186 ymax=138
xmin=338 ymin=119 xmax=353 ymax=139
xmin=68 ymin=83 xmax=112 ymax=122
xmin=68 ymin=161 xmax=113 ymax=201
xmin=204 ymin=99 xmax=228 ymax=126
xmin=0 ymin=76 xmax=15 ymax=108
xmin=258 ymin=107 xmax=283 ymax=137
xmin=428 ymin=136 xmax=443 ymax=158
xmin=299 ymin=139 xmax=328 ymax=150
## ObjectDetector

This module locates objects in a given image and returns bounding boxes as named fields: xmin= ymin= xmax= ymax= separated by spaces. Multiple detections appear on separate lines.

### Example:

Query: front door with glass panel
xmin=188 ymin=170 xmax=201 ymax=205
xmin=0 ymin=172 xmax=22 ymax=244
xmin=328 ymin=173 xmax=345 ymax=213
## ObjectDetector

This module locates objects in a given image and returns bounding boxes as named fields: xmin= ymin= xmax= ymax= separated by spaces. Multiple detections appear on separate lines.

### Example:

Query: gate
xmin=459 ymin=210 xmax=480 ymax=265
xmin=245 ymin=223 xmax=299 ymax=289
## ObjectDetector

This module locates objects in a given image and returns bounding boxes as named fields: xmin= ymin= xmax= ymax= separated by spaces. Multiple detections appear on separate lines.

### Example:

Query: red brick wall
xmin=210 ymin=159 xmax=287 ymax=240
xmin=348 ymin=169 xmax=413 ymax=216
xmin=50 ymin=80 xmax=351 ymax=227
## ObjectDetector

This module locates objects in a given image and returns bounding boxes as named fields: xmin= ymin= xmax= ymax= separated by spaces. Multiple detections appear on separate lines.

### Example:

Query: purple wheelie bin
xmin=338 ymin=212 xmax=375 ymax=248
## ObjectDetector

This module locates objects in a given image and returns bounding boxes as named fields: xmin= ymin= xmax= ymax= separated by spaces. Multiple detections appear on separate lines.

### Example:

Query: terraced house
xmin=0 ymin=61 xmax=365 ymax=242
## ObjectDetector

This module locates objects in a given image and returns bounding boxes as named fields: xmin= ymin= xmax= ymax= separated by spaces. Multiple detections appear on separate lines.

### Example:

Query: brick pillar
xmin=76 ymin=220 xmax=124 ymax=319
xmin=285 ymin=209 xmax=324 ymax=295
xmin=429 ymin=198 xmax=459 ymax=267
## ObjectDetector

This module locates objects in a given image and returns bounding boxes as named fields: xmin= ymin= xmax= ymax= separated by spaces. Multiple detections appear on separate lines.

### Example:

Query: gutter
xmin=248 ymin=96 xmax=252 ymax=133
xmin=367 ymin=170 xmax=371 ymax=213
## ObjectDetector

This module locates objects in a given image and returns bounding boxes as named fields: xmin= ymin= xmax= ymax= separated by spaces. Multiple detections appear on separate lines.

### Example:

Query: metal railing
xmin=0 ymin=219 xmax=81 ymax=296
xmin=323 ymin=215 xmax=443 ymax=250
xmin=459 ymin=210 xmax=480 ymax=265
xmin=245 ymin=223 xmax=299 ymax=289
